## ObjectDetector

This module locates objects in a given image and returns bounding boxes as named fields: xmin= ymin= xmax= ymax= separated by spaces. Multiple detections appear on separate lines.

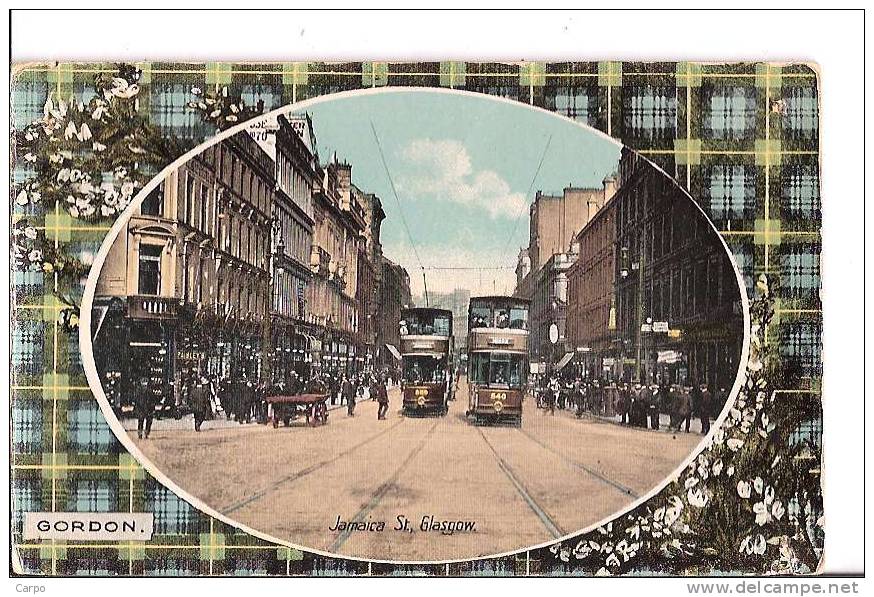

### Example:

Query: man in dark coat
xmin=696 ymin=383 xmax=712 ymax=435
xmin=190 ymin=376 xmax=212 ymax=432
xmin=376 ymin=376 xmax=389 ymax=420
xmin=133 ymin=378 xmax=156 ymax=440
xmin=635 ymin=384 xmax=651 ymax=428
xmin=342 ymin=375 xmax=356 ymax=416
xmin=672 ymin=385 xmax=692 ymax=433
xmin=618 ymin=383 xmax=630 ymax=425
xmin=650 ymin=383 xmax=664 ymax=430
xmin=239 ymin=379 xmax=255 ymax=424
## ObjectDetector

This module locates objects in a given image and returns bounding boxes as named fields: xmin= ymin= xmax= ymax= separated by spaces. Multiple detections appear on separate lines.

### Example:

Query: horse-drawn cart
xmin=267 ymin=393 xmax=329 ymax=427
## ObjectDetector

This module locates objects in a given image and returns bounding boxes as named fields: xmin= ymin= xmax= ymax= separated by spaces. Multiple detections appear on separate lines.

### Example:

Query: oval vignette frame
xmin=79 ymin=86 xmax=752 ymax=565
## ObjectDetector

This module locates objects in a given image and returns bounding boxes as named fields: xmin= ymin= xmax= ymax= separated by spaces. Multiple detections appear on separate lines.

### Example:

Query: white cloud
xmin=395 ymin=138 xmax=527 ymax=219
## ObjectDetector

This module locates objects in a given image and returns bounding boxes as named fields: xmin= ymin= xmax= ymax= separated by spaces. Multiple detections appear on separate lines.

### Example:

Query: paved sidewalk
xmin=543 ymin=405 xmax=709 ymax=435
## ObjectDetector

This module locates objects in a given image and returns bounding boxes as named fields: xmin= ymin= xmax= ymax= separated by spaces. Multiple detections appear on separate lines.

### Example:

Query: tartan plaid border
xmin=10 ymin=61 xmax=821 ymax=576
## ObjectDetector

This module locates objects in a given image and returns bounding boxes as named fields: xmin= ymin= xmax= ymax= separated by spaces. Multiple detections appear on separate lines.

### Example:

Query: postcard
xmin=10 ymin=60 xmax=822 ymax=577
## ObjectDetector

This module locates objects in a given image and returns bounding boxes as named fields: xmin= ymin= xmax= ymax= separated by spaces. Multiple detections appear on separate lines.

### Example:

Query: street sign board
xmin=640 ymin=323 xmax=652 ymax=333
xmin=652 ymin=321 xmax=669 ymax=333
xmin=548 ymin=323 xmax=559 ymax=345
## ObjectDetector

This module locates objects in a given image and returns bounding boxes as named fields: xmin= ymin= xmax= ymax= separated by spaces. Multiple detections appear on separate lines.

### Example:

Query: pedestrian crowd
xmin=533 ymin=375 xmax=726 ymax=435
xmin=130 ymin=366 xmax=402 ymax=438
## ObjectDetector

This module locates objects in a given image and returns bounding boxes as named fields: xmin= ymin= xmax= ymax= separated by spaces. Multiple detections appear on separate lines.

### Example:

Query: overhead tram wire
xmin=369 ymin=119 xmax=430 ymax=306
xmin=495 ymin=134 xmax=554 ymax=291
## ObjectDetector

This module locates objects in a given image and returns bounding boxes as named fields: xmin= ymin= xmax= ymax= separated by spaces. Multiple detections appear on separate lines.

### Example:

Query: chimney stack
xmin=603 ymin=175 xmax=618 ymax=202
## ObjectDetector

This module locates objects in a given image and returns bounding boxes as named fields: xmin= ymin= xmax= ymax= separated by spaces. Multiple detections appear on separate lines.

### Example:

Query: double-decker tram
xmin=465 ymin=296 xmax=530 ymax=427
xmin=399 ymin=307 xmax=454 ymax=416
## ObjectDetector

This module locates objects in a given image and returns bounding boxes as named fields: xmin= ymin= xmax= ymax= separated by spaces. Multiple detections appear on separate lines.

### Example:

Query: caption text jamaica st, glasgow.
xmin=330 ymin=514 xmax=477 ymax=535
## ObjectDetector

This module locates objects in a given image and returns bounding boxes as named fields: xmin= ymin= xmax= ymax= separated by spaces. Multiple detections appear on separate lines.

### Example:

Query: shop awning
xmin=385 ymin=343 xmax=402 ymax=361
xmin=555 ymin=352 xmax=575 ymax=371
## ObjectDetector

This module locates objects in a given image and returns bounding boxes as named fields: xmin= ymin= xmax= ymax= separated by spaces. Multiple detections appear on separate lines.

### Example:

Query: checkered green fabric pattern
xmin=10 ymin=61 xmax=821 ymax=576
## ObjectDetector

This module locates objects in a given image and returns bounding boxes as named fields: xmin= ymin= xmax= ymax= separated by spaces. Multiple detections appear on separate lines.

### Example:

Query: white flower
xmin=120 ymin=181 xmax=135 ymax=197
xmin=64 ymin=120 xmax=78 ymax=140
xmin=763 ymin=485 xmax=775 ymax=504
xmin=727 ymin=438 xmax=744 ymax=451
xmin=191 ymin=86 xmax=202 ymax=95
xmin=47 ymin=97 xmax=68 ymax=119
xmin=712 ymin=459 xmax=724 ymax=476
xmin=68 ymin=206 xmax=79 ymax=218
xmin=753 ymin=476 xmax=764 ymax=495
xmin=753 ymin=501 xmax=771 ymax=526
xmin=687 ymin=487 xmax=709 ymax=508
xmin=24 ymin=226 xmax=38 ymax=240
xmin=209 ymin=108 xmax=222 ymax=119
xmin=772 ymin=501 xmax=785 ymax=521
xmin=77 ymin=123 xmax=92 ymax=142
xmin=726 ymin=465 xmax=735 ymax=477
xmin=69 ymin=169 xmax=84 ymax=182
xmin=572 ymin=540 xmax=592 ymax=559
xmin=57 ymin=168 xmax=71 ymax=183
xmin=28 ymin=249 xmax=42 ymax=262
xmin=684 ymin=476 xmax=699 ymax=489
xmin=737 ymin=480 xmax=752 ymax=499
xmin=110 ymin=78 xmax=139 ymax=98
xmin=92 ymin=104 xmax=107 ymax=120
xmin=16 ymin=190 xmax=29 ymax=205
xmin=93 ymin=141 xmax=107 ymax=152
xmin=740 ymin=534 xmax=767 ymax=555
xmin=23 ymin=152 xmax=37 ymax=163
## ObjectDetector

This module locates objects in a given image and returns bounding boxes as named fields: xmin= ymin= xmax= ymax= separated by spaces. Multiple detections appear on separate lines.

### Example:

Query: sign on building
xmin=652 ymin=321 xmax=669 ymax=333
xmin=247 ymin=116 xmax=280 ymax=159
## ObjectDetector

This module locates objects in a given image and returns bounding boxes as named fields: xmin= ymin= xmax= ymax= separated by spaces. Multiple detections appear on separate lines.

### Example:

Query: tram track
xmin=475 ymin=426 xmax=566 ymax=540
xmin=517 ymin=426 xmax=640 ymax=499
xmin=222 ymin=417 xmax=407 ymax=515
xmin=328 ymin=417 xmax=442 ymax=554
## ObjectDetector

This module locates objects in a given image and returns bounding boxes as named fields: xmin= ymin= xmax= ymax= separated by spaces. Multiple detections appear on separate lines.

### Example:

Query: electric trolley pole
xmin=635 ymin=235 xmax=646 ymax=384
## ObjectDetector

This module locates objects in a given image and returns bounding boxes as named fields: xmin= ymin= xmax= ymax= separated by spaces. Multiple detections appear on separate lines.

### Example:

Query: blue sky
xmin=291 ymin=91 xmax=621 ymax=296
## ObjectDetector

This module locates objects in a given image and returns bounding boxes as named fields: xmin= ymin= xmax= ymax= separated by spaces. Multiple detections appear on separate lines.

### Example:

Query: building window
xmin=707 ymin=165 xmax=757 ymax=221
xmin=197 ymin=257 xmax=207 ymax=304
xmin=141 ymin=181 xmax=164 ymax=217
xmin=185 ymin=173 xmax=196 ymax=225
xmin=138 ymin=244 xmax=162 ymax=295
xmin=703 ymin=86 xmax=758 ymax=140
xmin=199 ymin=183 xmax=209 ymax=234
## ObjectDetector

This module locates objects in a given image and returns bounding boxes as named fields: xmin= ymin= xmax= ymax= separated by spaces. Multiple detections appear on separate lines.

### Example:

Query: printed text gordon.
xmin=330 ymin=515 xmax=477 ymax=535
